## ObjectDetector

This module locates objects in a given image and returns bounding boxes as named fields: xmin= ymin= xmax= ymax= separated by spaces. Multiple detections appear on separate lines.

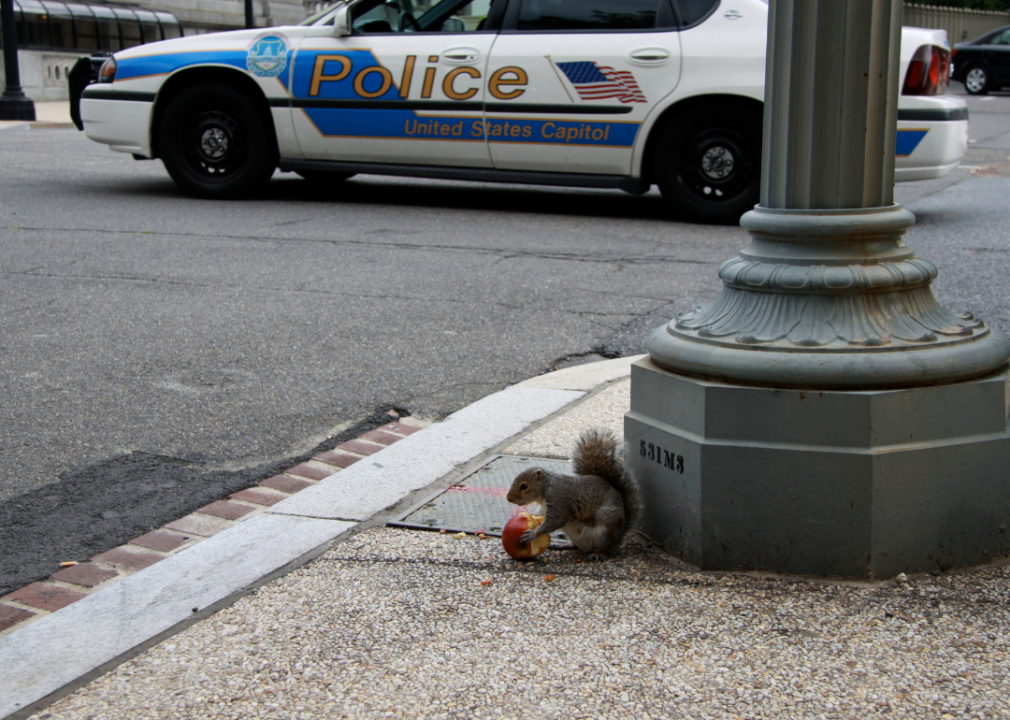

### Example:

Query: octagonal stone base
xmin=625 ymin=357 xmax=1010 ymax=579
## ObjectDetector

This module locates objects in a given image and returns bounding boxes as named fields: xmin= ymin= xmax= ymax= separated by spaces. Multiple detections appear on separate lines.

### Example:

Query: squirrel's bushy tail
xmin=572 ymin=428 xmax=641 ymax=527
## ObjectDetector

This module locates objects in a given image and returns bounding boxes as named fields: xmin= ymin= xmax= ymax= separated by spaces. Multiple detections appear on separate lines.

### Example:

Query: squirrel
xmin=506 ymin=428 xmax=640 ymax=559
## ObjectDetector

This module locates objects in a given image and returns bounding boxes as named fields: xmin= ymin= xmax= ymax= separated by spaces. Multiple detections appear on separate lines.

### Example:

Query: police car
xmin=74 ymin=0 xmax=967 ymax=223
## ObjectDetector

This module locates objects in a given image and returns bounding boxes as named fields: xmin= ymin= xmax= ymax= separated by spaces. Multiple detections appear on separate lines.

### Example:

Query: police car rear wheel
xmin=160 ymin=84 xmax=277 ymax=199
xmin=655 ymin=103 xmax=761 ymax=224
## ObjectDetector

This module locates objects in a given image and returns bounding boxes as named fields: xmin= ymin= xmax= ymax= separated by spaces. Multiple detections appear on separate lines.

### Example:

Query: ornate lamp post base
xmin=627 ymin=358 xmax=1010 ymax=578
xmin=629 ymin=203 xmax=1010 ymax=579
xmin=648 ymin=204 xmax=1010 ymax=389
xmin=0 ymin=93 xmax=37 ymax=121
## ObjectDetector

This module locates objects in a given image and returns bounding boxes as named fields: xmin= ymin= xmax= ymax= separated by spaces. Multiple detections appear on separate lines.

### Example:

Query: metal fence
xmin=903 ymin=3 xmax=1010 ymax=44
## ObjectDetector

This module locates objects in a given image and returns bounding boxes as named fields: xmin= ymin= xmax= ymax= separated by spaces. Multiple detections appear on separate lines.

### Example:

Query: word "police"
xmin=309 ymin=54 xmax=529 ymax=100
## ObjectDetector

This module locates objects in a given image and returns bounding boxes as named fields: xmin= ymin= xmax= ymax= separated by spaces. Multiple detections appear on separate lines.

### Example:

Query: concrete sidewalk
xmin=2 ymin=356 xmax=1009 ymax=720
xmin=0 ymin=102 xmax=75 ymax=130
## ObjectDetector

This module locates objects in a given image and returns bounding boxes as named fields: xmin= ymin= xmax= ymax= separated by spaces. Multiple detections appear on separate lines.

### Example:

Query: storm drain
xmin=389 ymin=455 xmax=573 ymax=547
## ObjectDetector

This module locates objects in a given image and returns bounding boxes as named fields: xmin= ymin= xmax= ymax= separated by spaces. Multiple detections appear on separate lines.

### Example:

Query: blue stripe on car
xmin=896 ymin=129 xmax=928 ymax=157
xmin=300 ymin=108 xmax=640 ymax=147
xmin=293 ymin=50 xmax=399 ymax=100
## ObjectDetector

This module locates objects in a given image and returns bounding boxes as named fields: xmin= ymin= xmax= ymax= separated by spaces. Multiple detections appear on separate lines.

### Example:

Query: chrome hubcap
xmin=701 ymin=146 xmax=735 ymax=180
xmin=967 ymin=68 xmax=986 ymax=92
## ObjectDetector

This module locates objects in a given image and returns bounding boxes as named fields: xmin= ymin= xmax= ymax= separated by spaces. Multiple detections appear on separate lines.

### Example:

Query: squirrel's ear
xmin=534 ymin=469 xmax=545 ymax=480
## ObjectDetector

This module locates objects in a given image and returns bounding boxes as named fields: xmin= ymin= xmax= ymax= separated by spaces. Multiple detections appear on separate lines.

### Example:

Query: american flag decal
xmin=556 ymin=61 xmax=647 ymax=104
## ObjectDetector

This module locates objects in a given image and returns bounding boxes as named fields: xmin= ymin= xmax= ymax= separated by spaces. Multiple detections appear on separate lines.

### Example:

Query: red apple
xmin=501 ymin=512 xmax=551 ymax=560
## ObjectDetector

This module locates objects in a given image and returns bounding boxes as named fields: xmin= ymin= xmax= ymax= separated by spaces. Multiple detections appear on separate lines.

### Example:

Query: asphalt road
xmin=952 ymin=81 xmax=1010 ymax=169
xmin=0 ymin=128 xmax=744 ymax=594
xmin=2 ymin=87 xmax=1010 ymax=594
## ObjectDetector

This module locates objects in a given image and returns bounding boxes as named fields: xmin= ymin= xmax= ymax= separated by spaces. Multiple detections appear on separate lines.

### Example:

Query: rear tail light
xmin=903 ymin=44 xmax=950 ymax=95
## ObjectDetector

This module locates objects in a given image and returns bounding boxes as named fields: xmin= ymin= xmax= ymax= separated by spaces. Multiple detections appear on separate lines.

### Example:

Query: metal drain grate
xmin=389 ymin=455 xmax=573 ymax=547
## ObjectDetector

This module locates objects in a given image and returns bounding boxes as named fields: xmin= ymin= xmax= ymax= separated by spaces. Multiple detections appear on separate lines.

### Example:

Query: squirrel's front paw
xmin=519 ymin=530 xmax=537 ymax=545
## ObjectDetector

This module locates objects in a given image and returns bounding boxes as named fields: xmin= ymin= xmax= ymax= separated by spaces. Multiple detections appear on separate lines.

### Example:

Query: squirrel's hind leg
xmin=565 ymin=521 xmax=612 ymax=555
xmin=569 ymin=516 xmax=626 ymax=559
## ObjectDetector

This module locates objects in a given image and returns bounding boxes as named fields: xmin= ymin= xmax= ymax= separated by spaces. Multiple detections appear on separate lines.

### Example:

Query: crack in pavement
xmin=1 ymin=224 xmax=716 ymax=267
xmin=1 ymin=269 xmax=684 ymax=316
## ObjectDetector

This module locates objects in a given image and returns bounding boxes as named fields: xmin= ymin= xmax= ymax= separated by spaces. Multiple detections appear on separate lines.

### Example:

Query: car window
xmin=352 ymin=0 xmax=494 ymax=32
xmin=673 ymin=0 xmax=719 ymax=28
xmin=993 ymin=29 xmax=1010 ymax=45
xmin=302 ymin=3 xmax=340 ymax=26
xmin=516 ymin=0 xmax=664 ymax=31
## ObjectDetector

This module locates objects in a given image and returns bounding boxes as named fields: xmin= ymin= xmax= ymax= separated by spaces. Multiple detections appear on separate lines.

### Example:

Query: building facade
xmin=1 ymin=0 xmax=311 ymax=101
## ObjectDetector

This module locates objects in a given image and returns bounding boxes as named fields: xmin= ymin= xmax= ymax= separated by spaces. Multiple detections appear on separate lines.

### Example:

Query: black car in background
xmin=951 ymin=25 xmax=1010 ymax=94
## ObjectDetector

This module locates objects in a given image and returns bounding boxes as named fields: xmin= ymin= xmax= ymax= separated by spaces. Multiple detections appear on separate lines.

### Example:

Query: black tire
xmin=654 ymin=101 xmax=762 ymax=224
xmin=963 ymin=64 xmax=990 ymax=95
xmin=159 ymin=83 xmax=277 ymax=199
xmin=295 ymin=170 xmax=356 ymax=183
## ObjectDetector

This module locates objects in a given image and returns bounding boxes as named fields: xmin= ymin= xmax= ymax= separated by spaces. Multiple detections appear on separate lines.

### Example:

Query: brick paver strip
xmin=230 ymin=487 xmax=288 ymax=506
xmin=130 ymin=529 xmax=190 ymax=553
xmin=0 ymin=604 xmax=36 ymax=632
xmin=164 ymin=513 xmax=233 ymax=538
xmin=382 ymin=422 xmax=421 ymax=436
xmin=0 ymin=419 xmax=415 ymax=625
xmin=51 ymin=563 xmax=119 ymax=588
xmin=335 ymin=439 xmax=383 ymax=456
xmin=196 ymin=500 xmax=255 ymax=521
xmin=358 ymin=429 xmax=402 ymax=446
xmin=92 ymin=546 xmax=166 ymax=572
xmin=261 ymin=474 xmax=317 ymax=493
xmin=5 ymin=582 xmax=87 ymax=612
xmin=311 ymin=450 xmax=360 ymax=469
xmin=285 ymin=463 xmax=334 ymax=481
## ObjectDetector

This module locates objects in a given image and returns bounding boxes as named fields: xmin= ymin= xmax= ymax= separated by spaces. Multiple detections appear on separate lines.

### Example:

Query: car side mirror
xmin=333 ymin=5 xmax=352 ymax=36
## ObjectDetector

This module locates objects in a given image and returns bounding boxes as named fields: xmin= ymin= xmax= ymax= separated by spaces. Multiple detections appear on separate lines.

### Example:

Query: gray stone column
xmin=626 ymin=0 xmax=1010 ymax=578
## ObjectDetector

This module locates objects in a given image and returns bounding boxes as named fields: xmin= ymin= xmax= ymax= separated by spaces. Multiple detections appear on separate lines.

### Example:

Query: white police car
xmin=75 ymin=0 xmax=967 ymax=223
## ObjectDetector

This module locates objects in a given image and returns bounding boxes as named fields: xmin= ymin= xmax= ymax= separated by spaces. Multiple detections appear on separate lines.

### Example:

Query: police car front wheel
xmin=655 ymin=103 xmax=762 ymax=225
xmin=159 ymin=83 xmax=278 ymax=199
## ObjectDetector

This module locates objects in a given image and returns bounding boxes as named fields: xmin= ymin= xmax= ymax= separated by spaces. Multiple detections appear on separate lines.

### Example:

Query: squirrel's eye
xmin=520 ymin=482 xmax=528 ymax=491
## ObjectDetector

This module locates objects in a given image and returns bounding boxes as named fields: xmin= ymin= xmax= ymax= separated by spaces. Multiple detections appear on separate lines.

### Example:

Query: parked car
xmin=73 ymin=0 xmax=967 ymax=223
xmin=951 ymin=24 xmax=1010 ymax=95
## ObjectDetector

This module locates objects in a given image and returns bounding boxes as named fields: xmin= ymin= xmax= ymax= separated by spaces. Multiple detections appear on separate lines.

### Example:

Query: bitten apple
xmin=502 ymin=512 xmax=551 ymax=559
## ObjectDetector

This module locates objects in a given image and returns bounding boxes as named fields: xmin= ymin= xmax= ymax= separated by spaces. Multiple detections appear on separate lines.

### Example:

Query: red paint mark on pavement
xmin=445 ymin=486 xmax=509 ymax=497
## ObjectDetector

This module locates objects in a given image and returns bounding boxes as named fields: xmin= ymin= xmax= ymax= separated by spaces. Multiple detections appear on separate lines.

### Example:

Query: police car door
xmin=291 ymin=0 xmax=500 ymax=167
xmin=484 ymin=0 xmax=681 ymax=175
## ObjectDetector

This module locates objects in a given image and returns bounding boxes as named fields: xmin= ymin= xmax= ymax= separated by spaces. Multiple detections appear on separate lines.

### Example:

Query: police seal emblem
xmin=246 ymin=33 xmax=289 ymax=78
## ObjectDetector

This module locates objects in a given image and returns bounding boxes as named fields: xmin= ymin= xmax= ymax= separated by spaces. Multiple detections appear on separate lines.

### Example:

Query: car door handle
xmin=441 ymin=48 xmax=480 ymax=64
xmin=629 ymin=48 xmax=671 ymax=65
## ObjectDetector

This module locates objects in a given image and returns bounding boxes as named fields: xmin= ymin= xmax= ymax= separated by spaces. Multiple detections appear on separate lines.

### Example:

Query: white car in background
xmin=74 ymin=0 xmax=967 ymax=223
